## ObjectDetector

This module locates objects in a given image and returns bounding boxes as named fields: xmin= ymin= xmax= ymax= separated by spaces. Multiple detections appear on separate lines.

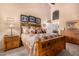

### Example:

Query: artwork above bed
xmin=20 ymin=15 xmax=41 ymax=24
xmin=36 ymin=18 xmax=41 ymax=24
xmin=21 ymin=15 xmax=29 ymax=22
xmin=29 ymin=16 xmax=36 ymax=23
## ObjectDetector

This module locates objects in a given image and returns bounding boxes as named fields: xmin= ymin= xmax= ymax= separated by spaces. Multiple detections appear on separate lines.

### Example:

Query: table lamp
xmin=9 ymin=24 xmax=14 ymax=37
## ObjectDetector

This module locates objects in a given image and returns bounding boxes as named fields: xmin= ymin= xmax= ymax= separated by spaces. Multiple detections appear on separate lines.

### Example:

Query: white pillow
xmin=22 ymin=26 xmax=29 ymax=34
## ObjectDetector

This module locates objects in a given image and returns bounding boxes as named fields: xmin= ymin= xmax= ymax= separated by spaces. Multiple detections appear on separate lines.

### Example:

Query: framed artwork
xmin=29 ymin=16 xmax=36 ymax=23
xmin=53 ymin=10 xmax=59 ymax=20
xmin=36 ymin=18 xmax=41 ymax=24
xmin=20 ymin=15 xmax=41 ymax=24
xmin=21 ymin=15 xmax=29 ymax=22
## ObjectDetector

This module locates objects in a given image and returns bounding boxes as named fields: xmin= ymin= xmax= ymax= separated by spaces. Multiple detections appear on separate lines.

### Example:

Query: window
xmin=53 ymin=10 xmax=59 ymax=20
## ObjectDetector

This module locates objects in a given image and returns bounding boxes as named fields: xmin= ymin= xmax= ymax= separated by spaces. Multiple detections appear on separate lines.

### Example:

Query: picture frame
xmin=36 ymin=18 xmax=41 ymax=24
xmin=29 ymin=16 xmax=36 ymax=23
xmin=21 ymin=15 xmax=29 ymax=22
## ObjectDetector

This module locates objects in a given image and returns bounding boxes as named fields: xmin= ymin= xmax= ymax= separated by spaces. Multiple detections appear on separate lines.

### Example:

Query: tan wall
xmin=0 ymin=3 xmax=51 ymax=33
xmin=0 ymin=3 xmax=51 ymax=50
xmin=50 ymin=3 xmax=79 ymax=30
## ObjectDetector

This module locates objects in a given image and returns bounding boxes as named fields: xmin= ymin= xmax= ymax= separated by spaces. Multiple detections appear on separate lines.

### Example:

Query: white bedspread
xmin=21 ymin=34 xmax=39 ymax=47
xmin=21 ymin=33 xmax=58 ymax=48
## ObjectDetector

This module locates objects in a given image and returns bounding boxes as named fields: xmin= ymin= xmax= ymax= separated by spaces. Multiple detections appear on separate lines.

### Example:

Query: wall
xmin=50 ymin=3 xmax=79 ymax=30
xmin=0 ymin=3 xmax=51 ymax=50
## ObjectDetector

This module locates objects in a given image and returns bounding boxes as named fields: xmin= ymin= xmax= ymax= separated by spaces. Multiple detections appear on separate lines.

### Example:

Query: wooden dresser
xmin=4 ymin=35 xmax=21 ymax=51
xmin=63 ymin=30 xmax=79 ymax=45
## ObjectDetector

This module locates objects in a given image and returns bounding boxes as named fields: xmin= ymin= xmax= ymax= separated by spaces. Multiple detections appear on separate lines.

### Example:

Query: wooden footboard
xmin=35 ymin=36 xmax=66 ymax=56
xmin=23 ymin=36 xmax=66 ymax=56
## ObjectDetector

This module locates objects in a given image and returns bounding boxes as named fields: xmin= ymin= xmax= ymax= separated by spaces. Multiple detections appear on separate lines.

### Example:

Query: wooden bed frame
xmin=22 ymin=36 xmax=66 ymax=56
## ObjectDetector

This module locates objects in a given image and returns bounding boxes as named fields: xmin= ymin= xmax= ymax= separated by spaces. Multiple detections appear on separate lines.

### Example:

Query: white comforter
xmin=21 ymin=33 xmax=58 ymax=48
xmin=21 ymin=34 xmax=39 ymax=47
xmin=21 ymin=33 xmax=50 ymax=46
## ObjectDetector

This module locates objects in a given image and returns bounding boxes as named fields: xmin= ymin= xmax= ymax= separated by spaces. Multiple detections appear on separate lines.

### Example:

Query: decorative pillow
xmin=22 ymin=26 xmax=29 ymax=34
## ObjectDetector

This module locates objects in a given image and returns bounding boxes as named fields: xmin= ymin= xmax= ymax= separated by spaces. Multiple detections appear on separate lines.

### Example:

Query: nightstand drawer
xmin=4 ymin=37 xmax=12 ymax=42
xmin=12 ymin=40 xmax=20 ymax=48
xmin=12 ymin=36 xmax=20 ymax=40
xmin=6 ymin=42 xmax=12 ymax=50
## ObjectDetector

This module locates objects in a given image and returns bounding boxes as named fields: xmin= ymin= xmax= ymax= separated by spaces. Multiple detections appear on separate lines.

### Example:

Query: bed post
xmin=35 ymin=40 xmax=41 ymax=56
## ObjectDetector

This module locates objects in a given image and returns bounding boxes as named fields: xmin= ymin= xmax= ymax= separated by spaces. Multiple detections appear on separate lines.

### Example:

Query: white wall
xmin=0 ymin=3 xmax=51 ymax=50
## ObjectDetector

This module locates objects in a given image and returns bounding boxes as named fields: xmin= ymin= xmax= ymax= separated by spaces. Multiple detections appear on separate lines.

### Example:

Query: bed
xmin=20 ymin=18 xmax=65 ymax=56
xmin=21 ymin=33 xmax=66 ymax=56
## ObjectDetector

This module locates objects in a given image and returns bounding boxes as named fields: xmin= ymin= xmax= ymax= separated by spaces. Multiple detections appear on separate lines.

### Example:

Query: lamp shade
xmin=9 ymin=24 xmax=14 ymax=28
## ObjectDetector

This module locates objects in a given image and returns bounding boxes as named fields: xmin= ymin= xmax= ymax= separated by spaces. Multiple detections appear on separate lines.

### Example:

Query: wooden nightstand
xmin=4 ymin=35 xmax=21 ymax=51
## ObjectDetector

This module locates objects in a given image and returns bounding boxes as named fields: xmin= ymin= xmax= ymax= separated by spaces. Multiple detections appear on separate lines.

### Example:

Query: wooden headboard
xmin=20 ymin=15 xmax=41 ymax=34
